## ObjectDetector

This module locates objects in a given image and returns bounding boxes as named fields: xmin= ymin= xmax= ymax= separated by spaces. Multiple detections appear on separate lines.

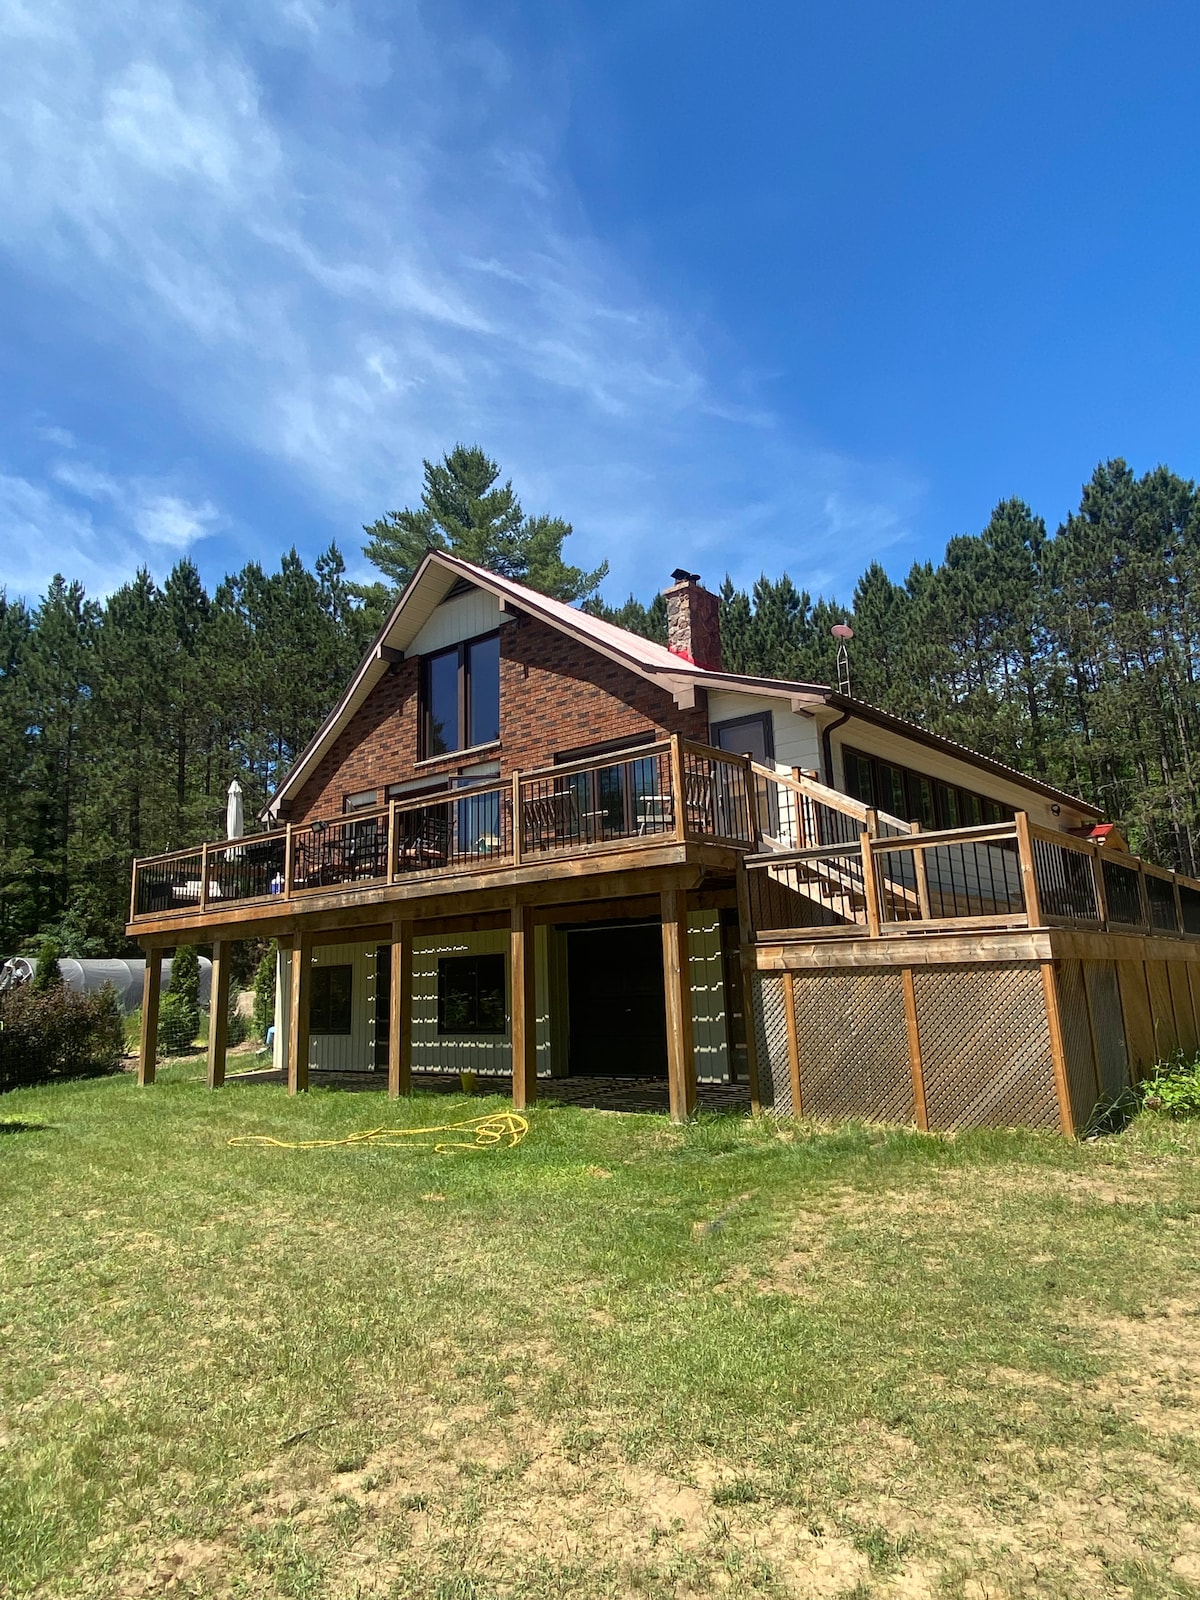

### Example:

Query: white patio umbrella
xmin=226 ymin=778 xmax=244 ymax=860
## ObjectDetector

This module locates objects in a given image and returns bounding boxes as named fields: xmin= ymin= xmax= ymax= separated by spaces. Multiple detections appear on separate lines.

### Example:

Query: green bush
xmin=1139 ymin=1055 xmax=1200 ymax=1119
xmin=157 ymin=991 xmax=199 ymax=1056
xmin=32 ymin=936 xmax=65 ymax=992
xmin=0 ymin=982 xmax=123 ymax=1092
xmin=170 ymin=944 xmax=201 ymax=1012
xmin=252 ymin=943 xmax=277 ymax=1042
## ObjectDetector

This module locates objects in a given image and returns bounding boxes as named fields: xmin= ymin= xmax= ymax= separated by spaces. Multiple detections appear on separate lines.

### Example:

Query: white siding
xmin=271 ymin=918 xmax=733 ymax=1085
xmin=687 ymin=913 xmax=729 ymax=1082
xmin=707 ymin=690 xmax=821 ymax=773
xmin=408 ymin=589 xmax=502 ymax=656
xmin=272 ymin=942 xmax=379 ymax=1075
xmin=411 ymin=929 xmax=512 ymax=1078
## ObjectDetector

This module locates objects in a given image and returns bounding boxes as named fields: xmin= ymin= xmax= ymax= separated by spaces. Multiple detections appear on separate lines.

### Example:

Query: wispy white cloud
xmin=0 ymin=0 xmax=923 ymax=603
xmin=0 ymin=452 xmax=220 ymax=600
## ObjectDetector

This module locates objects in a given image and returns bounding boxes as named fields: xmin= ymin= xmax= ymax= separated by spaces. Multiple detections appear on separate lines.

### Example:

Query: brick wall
xmin=286 ymin=616 xmax=709 ymax=823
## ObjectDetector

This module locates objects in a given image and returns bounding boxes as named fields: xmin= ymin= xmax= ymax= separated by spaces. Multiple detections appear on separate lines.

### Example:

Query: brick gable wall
xmin=285 ymin=615 xmax=708 ymax=823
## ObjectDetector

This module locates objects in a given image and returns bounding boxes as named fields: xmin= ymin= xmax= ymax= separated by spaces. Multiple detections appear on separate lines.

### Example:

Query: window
xmin=422 ymin=632 xmax=501 ymax=758
xmin=711 ymin=712 xmax=775 ymax=765
xmin=311 ymin=965 xmax=352 ymax=1034
xmin=842 ymin=745 xmax=1012 ymax=830
xmin=343 ymin=790 xmax=378 ymax=812
xmin=437 ymin=953 xmax=506 ymax=1035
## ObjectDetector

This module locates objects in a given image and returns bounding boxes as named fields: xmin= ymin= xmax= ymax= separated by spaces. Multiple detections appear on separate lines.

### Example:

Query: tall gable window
xmin=422 ymin=633 xmax=501 ymax=758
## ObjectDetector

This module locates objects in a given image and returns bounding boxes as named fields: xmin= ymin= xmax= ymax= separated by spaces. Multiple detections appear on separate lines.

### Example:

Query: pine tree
xmin=363 ymin=445 xmax=607 ymax=601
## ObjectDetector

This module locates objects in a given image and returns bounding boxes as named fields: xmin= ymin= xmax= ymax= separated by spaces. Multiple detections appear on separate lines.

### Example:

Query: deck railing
xmin=130 ymin=737 xmax=756 ymax=921
xmin=746 ymin=811 xmax=1200 ymax=942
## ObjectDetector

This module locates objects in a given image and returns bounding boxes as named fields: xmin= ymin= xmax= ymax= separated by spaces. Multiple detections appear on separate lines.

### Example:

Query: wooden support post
xmin=510 ymin=902 xmax=538 ymax=1110
xmin=206 ymin=939 xmax=231 ymax=1089
xmin=1040 ymin=960 xmax=1076 ymax=1139
xmin=670 ymin=735 xmax=688 ymax=843
xmin=388 ymin=916 xmax=413 ymax=1098
xmin=387 ymin=800 xmax=399 ymax=882
xmin=283 ymin=823 xmax=294 ymax=897
xmin=901 ymin=967 xmax=928 ymax=1130
xmin=1014 ymin=811 xmax=1042 ymax=928
xmin=782 ymin=971 xmax=803 ymax=1117
xmin=860 ymin=831 xmax=881 ymax=937
xmin=661 ymin=887 xmax=697 ymax=1123
xmin=199 ymin=842 xmax=210 ymax=912
xmin=910 ymin=822 xmax=933 ymax=920
xmin=138 ymin=947 xmax=162 ymax=1087
xmin=288 ymin=929 xmax=312 ymax=1095
xmin=129 ymin=859 xmax=140 ymax=926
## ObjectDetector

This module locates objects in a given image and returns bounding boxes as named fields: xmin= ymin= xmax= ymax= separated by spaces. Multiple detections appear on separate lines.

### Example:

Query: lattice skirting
xmin=755 ymin=972 xmax=788 ymax=1114
xmin=750 ymin=960 xmax=1061 ymax=1132
xmin=790 ymin=969 xmax=914 ymax=1124
xmin=913 ymin=963 xmax=1059 ymax=1131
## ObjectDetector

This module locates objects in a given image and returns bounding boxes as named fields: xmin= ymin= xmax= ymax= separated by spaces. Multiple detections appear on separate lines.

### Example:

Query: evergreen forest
xmin=1 ymin=451 xmax=1197 ymax=955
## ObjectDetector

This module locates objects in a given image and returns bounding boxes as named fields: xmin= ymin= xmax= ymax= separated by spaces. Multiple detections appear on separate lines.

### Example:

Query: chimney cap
xmin=671 ymin=567 xmax=702 ymax=584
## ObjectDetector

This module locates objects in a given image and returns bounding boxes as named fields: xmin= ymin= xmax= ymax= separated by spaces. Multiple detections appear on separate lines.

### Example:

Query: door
xmin=567 ymin=923 xmax=668 ymax=1076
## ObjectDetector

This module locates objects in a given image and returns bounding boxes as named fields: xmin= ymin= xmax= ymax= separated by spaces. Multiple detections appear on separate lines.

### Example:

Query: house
xmin=128 ymin=552 xmax=1200 ymax=1133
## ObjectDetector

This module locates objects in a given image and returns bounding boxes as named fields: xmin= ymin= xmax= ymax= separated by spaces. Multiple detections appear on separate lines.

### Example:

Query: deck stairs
xmin=747 ymin=766 xmax=916 ymax=930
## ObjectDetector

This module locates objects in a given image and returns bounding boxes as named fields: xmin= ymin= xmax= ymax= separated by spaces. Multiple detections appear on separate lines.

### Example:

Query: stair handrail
xmin=747 ymin=762 xmax=912 ymax=844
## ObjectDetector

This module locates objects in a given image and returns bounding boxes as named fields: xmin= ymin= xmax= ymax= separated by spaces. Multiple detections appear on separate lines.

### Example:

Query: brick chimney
xmin=664 ymin=568 xmax=722 ymax=671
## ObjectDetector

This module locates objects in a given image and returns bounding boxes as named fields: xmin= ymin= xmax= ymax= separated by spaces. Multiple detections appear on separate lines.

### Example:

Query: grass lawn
xmin=3 ymin=1065 xmax=1200 ymax=1599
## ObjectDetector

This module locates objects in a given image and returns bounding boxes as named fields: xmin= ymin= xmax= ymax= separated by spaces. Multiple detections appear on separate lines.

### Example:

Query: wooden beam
xmin=138 ymin=947 xmax=162 ymax=1087
xmin=206 ymin=939 xmax=231 ymax=1090
xmin=288 ymin=930 xmax=313 ymax=1095
xmin=388 ymin=917 xmax=413 ymax=1098
xmin=1040 ymin=960 xmax=1076 ymax=1138
xmin=510 ymin=902 xmax=538 ymax=1110
xmin=901 ymin=967 xmax=927 ymax=1130
xmin=661 ymin=888 xmax=697 ymax=1123
xmin=782 ymin=971 xmax=803 ymax=1117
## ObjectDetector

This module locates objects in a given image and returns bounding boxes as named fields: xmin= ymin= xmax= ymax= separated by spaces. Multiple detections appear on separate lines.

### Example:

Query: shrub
xmin=32 ymin=937 xmax=65 ymax=992
xmin=157 ymin=991 xmax=199 ymax=1056
xmin=170 ymin=944 xmax=201 ymax=1012
xmin=1139 ymin=1055 xmax=1200 ymax=1119
xmin=0 ymin=982 xmax=123 ymax=1093
xmin=252 ymin=943 xmax=277 ymax=1042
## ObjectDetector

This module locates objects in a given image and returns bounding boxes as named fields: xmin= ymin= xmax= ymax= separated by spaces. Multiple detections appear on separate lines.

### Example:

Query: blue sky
xmin=1 ymin=0 xmax=1197 ymax=609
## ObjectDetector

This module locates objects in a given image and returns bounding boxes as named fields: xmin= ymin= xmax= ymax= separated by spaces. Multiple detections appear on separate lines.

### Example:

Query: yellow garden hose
xmin=227 ymin=1110 xmax=528 ymax=1154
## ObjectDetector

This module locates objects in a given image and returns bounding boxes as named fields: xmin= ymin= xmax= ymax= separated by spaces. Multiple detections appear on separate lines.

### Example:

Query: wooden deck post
xmin=1040 ymin=960 xmax=1076 ymax=1138
xmin=1014 ymin=812 xmax=1043 ymax=927
xmin=512 ymin=771 xmax=524 ymax=866
xmin=735 ymin=864 xmax=763 ymax=1114
xmin=288 ymin=930 xmax=312 ymax=1095
xmin=510 ymin=902 xmax=538 ymax=1110
xmin=206 ymin=939 xmax=231 ymax=1090
xmin=388 ymin=916 xmax=413 ymax=1098
xmin=860 ymin=831 xmax=882 ymax=937
xmin=901 ymin=967 xmax=928 ymax=1130
xmin=670 ymin=735 xmax=688 ymax=843
xmin=661 ymin=887 xmax=697 ymax=1123
xmin=138 ymin=947 xmax=162 ymax=1087
xmin=909 ymin=822 xmax=933 ymax=920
